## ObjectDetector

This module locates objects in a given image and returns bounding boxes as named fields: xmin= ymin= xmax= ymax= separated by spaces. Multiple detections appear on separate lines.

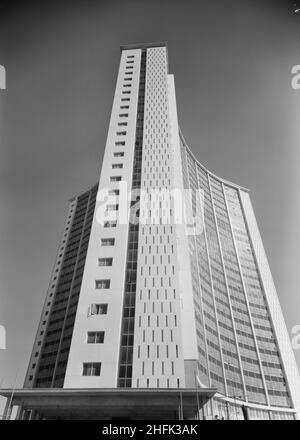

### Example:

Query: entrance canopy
xmin=0 ymin=387 xmax=216 ymax=420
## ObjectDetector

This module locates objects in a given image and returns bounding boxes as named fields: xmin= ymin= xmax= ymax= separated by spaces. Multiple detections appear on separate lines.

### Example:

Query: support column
xmin=34 ymin=411 xmax=41 ymax=420
xmin=16 ymin=405 xmax=24 ymax=420
xmin=2 ymin=398 xmax=10 ymax=420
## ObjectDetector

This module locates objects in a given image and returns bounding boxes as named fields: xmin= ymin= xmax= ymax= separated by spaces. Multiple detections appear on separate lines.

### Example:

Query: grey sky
xmin=1 ymin=0 xmax=300 ymax=412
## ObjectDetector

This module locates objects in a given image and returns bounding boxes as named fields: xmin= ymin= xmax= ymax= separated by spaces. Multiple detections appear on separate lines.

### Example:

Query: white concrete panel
xmin=167 ymin=74 xmax=198 ymax=363
xmin=131 ymin=47 xmax=186 ymax=389
xmin=64 ymin=49 xmax=142 ymax=388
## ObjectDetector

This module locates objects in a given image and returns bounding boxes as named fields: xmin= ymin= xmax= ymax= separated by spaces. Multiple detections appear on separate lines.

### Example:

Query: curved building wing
xmin=178 ymin=126 xmax=300 ymax=416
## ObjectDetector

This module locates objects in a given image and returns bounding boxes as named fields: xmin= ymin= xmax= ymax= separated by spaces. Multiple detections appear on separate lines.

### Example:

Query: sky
xmin=0 ymin=0 xmax=300 ymax=415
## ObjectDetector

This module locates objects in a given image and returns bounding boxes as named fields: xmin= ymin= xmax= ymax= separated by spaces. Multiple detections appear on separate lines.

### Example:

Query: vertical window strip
xmin=117 ymin=51 xmax=146 ymax=388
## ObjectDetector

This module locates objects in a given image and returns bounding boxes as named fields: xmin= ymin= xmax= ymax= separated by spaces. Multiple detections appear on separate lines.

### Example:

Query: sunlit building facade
xmin=2 ymin=42 xmax=300 ymax=420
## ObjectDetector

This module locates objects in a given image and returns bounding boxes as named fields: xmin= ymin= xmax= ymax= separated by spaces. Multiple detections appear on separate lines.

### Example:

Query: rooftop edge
xmin=120 ymin=41 xmax=167 ymax=51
